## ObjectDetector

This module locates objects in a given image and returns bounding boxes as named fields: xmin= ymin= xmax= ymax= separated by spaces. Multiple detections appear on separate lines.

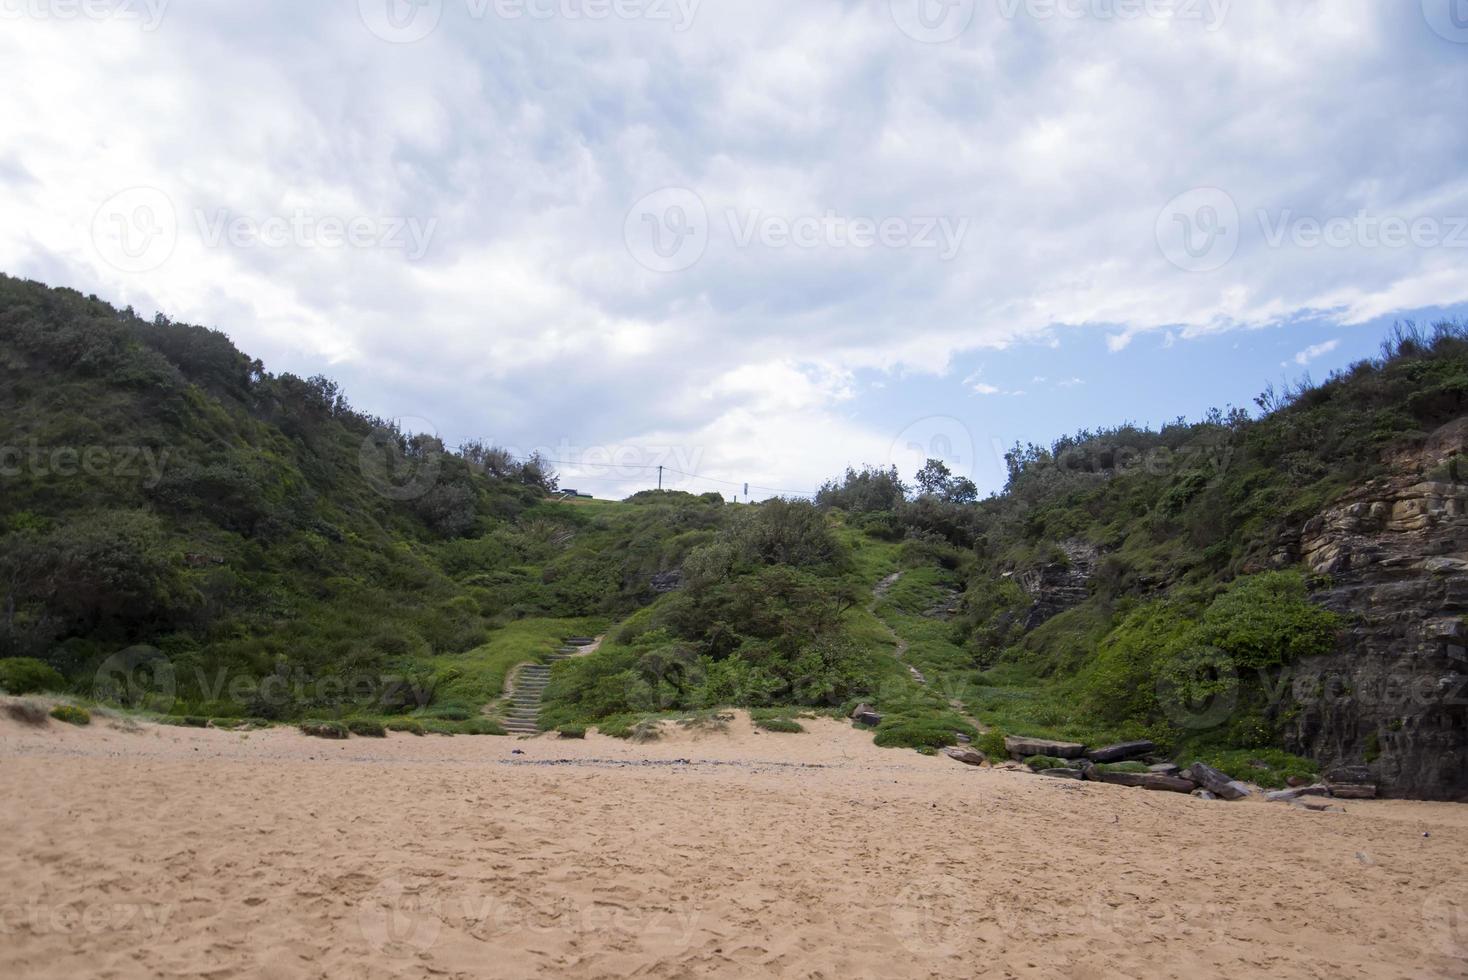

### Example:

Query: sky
xmin=2 ymin=0 xmax=1467 ymax=500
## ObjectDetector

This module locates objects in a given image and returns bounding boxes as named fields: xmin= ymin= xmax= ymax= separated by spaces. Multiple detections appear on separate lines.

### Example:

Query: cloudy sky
xmin=3 ymin=0 xmax=1467 ymax=498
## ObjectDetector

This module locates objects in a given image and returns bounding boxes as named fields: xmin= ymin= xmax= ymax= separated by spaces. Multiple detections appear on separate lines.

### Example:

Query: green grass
xmin=385 ymin=718 xmax=426 ymax=735
xmin=754 ymin=716 xmax=804 ymax=734
xmin=300 ymin=720 xmax=348 ymax=739
xmin=347 ymin=719 xmax=387 ymax=737
xmin=1096 ymin=761 xmax=1150 ymax=774
xmin=1180 ymin=746 xmax=1318 ymax=789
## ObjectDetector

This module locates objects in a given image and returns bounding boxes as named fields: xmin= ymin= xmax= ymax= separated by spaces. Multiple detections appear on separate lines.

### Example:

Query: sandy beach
xmin=2 ymin=709 xmax=1465 ymax=979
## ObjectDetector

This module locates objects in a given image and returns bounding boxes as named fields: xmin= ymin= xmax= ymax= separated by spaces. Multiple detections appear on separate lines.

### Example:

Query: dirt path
xmin=871 ymin=572 xmax=923 ymax=683
xmin=870 ymin=571 xmax=985 ymax=732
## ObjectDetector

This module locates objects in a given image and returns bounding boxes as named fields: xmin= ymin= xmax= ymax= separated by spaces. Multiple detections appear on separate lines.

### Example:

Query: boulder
xmin=1265 ymin=785 xmax=1330 ymax=803
xmin=1192 ymin=790 xmax=1218 ymax=800
xmin=1148 ymin=763 xmax=1182 ymax=777
xmin=1004 ymin=736 xmax=1086 ymax=760
xmin=849 ymin=703 xmax=875 ymax=720
xmin=1103 ymin=768 xmax=1192 ymax=792
xmin=1142 ymin=774 xmax=1199 ymax=794
xmin=1327 ymin=783 xmax=1378 ymax=799
xmin=852 ymin=711 xmax=882 ymax=728
xmin=1183 ymin=763 xmax=1250 ymax=801
xmin=1040 ymin=768 xmax=1083 ymax=780
xmin=1085 ymin=740 xmax=1156 ymax=763
xmin=943 ymin=747 xmax=986 ymax=767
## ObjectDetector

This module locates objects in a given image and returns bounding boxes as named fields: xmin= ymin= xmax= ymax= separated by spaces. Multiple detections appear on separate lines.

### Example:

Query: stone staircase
xmin=500 ymin=637 xmax=599 ymax=735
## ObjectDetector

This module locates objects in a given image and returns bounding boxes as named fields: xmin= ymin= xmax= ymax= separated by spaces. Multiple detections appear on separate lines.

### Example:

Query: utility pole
xmin=658 ymin=466 xmax=663 ymax=491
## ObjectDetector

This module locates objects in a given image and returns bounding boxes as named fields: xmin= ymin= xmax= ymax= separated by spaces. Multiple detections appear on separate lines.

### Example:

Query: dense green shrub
xmin=754 ymin=717 xmax=804 ymax=733
xmin=873 ymin=719 xmax=964 ymax=749
xmin=0 ymin=658 xmax=66 ymax=695
xmin=347 ymin=719 xmax=387 ymax=737
xmin=50 ymin=704 xmax=91 ymax=726
xmin=299 ymin=720 xmax=348 ymax=739
xmin=557 ymin=725 xmax=587 ymax=739
xmin=385 ymin=718 xmax=426 ymax=735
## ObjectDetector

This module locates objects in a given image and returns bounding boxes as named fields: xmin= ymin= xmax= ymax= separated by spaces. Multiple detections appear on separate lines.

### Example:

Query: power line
xmin=466 ymin=448 xmax=820 ymax=499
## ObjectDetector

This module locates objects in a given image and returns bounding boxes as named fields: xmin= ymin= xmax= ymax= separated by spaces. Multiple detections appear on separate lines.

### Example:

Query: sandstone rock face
xmin=1284 ymin=419 xmax=1468 ymax=801
xmin=1016 ymin=539 xmax=1099 ymax=630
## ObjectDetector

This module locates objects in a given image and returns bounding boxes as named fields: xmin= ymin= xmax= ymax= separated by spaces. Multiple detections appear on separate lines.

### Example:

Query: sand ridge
xmin=2 ymin=710 xmax=1466 ymax=978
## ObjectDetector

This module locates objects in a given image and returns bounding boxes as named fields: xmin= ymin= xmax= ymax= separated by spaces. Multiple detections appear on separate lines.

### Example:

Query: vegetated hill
xmin=2 ymin=275 xmax=1464 ymax=798
xmin=0 ymin=275 xmax=732 ymax=723
xmin=814 ymin=321 xmax=1468 ymax=799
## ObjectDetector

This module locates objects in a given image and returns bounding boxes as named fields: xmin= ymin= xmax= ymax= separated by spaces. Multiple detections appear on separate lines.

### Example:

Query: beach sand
xmin=2 ymin=708 xmax=1465 ymax=979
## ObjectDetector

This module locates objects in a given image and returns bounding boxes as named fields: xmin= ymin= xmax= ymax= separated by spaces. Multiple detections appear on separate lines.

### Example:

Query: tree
xmin=946 ymin=476 xmax=979 ymax=504
xmin=914 ymin=458 xmax=952 ymax=497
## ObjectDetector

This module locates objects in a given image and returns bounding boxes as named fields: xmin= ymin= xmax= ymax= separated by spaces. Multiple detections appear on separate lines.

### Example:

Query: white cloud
xmin=0 ymin=3 xmax=1464 ymax=493
xmin=1294 ymin=339 xmax=1341 ymax=366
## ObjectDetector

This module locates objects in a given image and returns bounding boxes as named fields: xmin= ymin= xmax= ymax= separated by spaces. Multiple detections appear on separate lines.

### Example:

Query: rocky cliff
xmin=1015 ymin=540 xmax=1099 ymax=631
xmin=1286 ymin=418 xmax=1468 ymax=800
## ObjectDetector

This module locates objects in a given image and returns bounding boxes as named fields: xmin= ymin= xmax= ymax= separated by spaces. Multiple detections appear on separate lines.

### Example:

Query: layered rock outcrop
xmin=1284 ymin=418 xmax=1468 ymax=800
xmin=1016 ymin=539 xmax=1098 ymax=630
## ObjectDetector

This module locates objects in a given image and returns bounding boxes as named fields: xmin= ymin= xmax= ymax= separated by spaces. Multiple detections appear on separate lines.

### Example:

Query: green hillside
xmin=3 ymin=275 xmax=1465 ymax=795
